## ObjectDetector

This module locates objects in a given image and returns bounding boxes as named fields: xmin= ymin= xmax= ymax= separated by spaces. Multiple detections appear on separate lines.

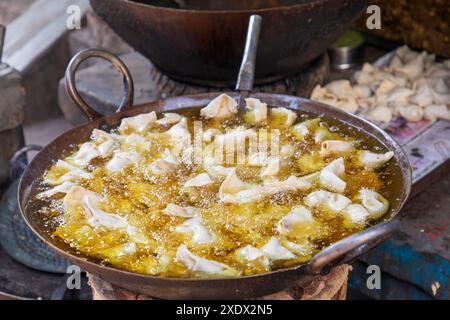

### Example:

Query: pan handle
xmin=306 ymin=219 xmax=399 ymax=275
xmin=65 ymin=48 xmax=134 ymax=122
xmin=236 ymin=15 xmax=262 ymax=92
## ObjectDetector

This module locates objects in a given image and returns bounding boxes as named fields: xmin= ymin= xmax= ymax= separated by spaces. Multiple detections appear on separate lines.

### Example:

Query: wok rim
xmin=118 ymin=0 xmax=346 ymax=14
xmin=18 ymin=92 xmax=412 ymax=286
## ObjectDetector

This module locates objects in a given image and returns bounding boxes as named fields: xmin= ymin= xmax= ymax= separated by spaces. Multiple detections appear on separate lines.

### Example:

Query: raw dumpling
xmin=357 ymin=150 xmax=394 ymax=169
xmin=175 ymin=216 xmax=213 ymax=244
xmin=119 ymin=112 xmax=157 ymax=134
xmin=424 ymin=104 xmax=450 ymax=122
xmin=200 ymin=94 xmax=238 ymax=119
xmin=260 ymin=237 xmax=295 ymax=261
xmin=319 ymin=158 xmax=346 ymax=193
xmin=176 ymin=245 xmax=238 ymax=276
xmin=304 ymin=189 xmax=351 ymax=213
xmin=106 ymin=151 xmax=139 ymax=172
xmin=325 ymin=80 xmax=356 ymax=99
xmin=311 ymin=85 xmax=338 ymax=106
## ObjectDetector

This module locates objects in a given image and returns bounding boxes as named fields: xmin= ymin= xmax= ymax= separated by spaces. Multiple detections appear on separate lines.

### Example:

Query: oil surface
xmin=33 ymin=106 xmax=397 ymax=278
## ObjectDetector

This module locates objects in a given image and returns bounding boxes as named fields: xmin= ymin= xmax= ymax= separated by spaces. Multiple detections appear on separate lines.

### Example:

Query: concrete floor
xmin=23 ymin=116 xmax=73 ymax=148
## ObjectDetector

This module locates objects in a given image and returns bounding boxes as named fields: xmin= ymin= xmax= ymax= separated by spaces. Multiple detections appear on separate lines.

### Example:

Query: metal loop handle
xmin=236 ymin=15 xmax=262 ymax=92
xmin=9 ymin=145 xmax=42 ymax=180
xmin=307 ymin=219 xmax=399 ymax=275
xmin=64 ymin=48 xmax=134 ymax=122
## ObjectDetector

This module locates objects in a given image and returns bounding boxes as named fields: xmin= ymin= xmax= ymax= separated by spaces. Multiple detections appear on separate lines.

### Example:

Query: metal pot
xmin=90 ymin=0 xmax=367 ymax=87
xmin=18 ymin=53 xmax=411 ymax=300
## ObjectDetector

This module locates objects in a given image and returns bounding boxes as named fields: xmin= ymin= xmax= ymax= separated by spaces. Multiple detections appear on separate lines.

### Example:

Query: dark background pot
xmin=90 ymin=0 xmax=367 ymax=87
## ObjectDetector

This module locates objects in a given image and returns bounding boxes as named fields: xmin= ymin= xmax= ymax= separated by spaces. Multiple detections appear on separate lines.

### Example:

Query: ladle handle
xmin=236 ymin=15 xmax=262 ymax=92
xmin=307 ymin=219 xmax=399 ymax=275
xmin=65 ymin=48 xmax=134 ymax=122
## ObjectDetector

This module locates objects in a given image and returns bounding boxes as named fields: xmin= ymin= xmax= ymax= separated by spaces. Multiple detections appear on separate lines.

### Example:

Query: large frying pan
xmin=90 ymin=0 xmax=367 ymax=87
xmin=18 ymin=17 xmax=411 ymax=300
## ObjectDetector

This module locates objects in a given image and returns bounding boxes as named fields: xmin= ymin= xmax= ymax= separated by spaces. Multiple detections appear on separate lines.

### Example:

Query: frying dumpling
xmin=244 ymin=98 xmax=268 ymax=124
xmin=69 ymin=142 xmax=100 ymax=167
xmin=356 ymin=188 xmax=389 ymax=219
xmin=163 ymin=203 xmax=199 ymax=218
xmin=155 ymin=113 xmax=182 ymax=126
xmin=167 ymin=117 xmax=193 ymax=163
xmin=234 ymin=245 xmax=270 ymax=269
xmin=91 ymin=129 xmax=118 ymax=157
xmin=63 ymin=186 xmax=128 ymax=229
xmin=200 ymin=94 xmax=238 ymax=119
xmin=261 ymin=157 xmax=280 ymax=177
xmin=219 ymin=169 xmax=265 ymax=203
xmin=119 ymin=111 xmax=157 ymax=134
xmin=314 ymin=125 xmax=334 ymax=143
xmin=100 ymin=242 xmax=136 ymax=259
xmin=176 ymin=245 xmax=238 ymax=276
xmin=123 ymin=133 xmax=151 ymax=152
xmin=304 ymin=189 xmax=351 ymax=213
xmin=320 ymin=140 xmax=353 ymax=157
xmin=276 ymin=206 xmax=314 ymax=235
xmin=149 ymin=149 xmax=179 ymax=175
xmin=291 ymin=118 xmax=320 ymax=139
xmin=260 ymin=237 xmax=295 ymax=261
xmin=319 ymin=158 xmax=346 ymax=193
xmin=263 ymin=174 xmax=315 ymax=195
xmin=44 ymin=160 xmax=93 ymax=186
xmin=341 ymin=204 xmax=370 ymax=225
xmin=184 ymin=173 xmax=213 ymax=187
xmin=175 ymin=216 xmax=213 ymax=244
xmin=282 ymin=240 xmax=314 ymax=257
xmin=70 ymin=129 xmax=118 ymax=166
xmin=270 ymin=107 xmax=297 ymax=127
xmin=106 ymin=151 xmax=139 ymax=172
xmin=357 ymin=150 xmax=394 ymax=169
xmin=37 ymin=181 xmax=78 ymax=199
xmin=219 ymin=169 xmax=247 ymax=194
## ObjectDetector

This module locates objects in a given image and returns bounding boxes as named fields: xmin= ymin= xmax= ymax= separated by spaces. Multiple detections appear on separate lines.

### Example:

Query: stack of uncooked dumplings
xmin=311 ymin=46 xmax=450 ymax=123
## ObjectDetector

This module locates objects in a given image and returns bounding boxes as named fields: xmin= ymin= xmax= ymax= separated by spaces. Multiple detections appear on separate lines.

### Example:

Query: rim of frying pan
xmin=119 ymin=0 xmax=348 ymax=14
xmin=18 ymin=92 xmax=412 ymax=285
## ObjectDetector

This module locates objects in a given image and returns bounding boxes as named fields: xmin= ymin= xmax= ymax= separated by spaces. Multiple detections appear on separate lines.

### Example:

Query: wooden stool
xmin=88 ymin=264 xmax=351 ymax=300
